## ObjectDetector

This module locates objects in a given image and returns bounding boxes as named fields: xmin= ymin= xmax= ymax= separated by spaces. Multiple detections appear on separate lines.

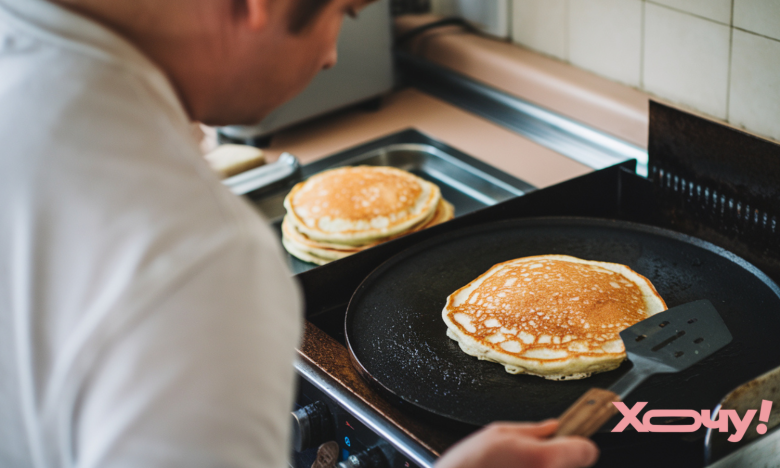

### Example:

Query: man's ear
xmin=244 ymin=0 xmax=270 ymax=30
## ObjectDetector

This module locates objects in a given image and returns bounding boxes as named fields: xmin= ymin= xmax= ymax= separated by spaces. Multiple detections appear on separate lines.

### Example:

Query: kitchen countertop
xmin=260 ymin=87 xmax=591 ymax=190
xmin=394 ymin=14 xmax=650 ymax=149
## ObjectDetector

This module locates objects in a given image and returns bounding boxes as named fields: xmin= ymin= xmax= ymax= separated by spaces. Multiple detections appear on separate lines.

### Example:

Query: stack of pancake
xmin=282 ymin=166 xmax=454 ymax=265
xmin=442 ymin=255 xmax=667 ymax=380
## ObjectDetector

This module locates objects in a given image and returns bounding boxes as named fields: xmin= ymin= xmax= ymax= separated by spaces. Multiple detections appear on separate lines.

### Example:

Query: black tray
xmin=240 ymin=129 xmax=536 ymax=274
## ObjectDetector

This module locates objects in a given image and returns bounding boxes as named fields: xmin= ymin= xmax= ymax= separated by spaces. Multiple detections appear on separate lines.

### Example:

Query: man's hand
xmin=435 ymin=420 xmax=599 ymax=468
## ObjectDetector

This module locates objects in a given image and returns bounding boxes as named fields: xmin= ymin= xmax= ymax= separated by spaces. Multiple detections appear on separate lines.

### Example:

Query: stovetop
xmin=281 ymin=102 xmax=780 ymax=468
xmin=294 ymin=163 xmax=705 ymax=468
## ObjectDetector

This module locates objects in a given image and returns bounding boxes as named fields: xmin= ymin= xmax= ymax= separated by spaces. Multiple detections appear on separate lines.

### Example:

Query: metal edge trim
xmin=224 ymin=153 xmax=300 ymax=195
xmin=397 ymin=52 xmax=649 ymax=177
xmin=334 ymin=142 xmax=530 ymax=201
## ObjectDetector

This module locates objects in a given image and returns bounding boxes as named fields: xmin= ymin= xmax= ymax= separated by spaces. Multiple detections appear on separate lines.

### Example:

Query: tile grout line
xmin=732 ymin=26 xmax=780 ymax=44
xmin=725 ymin=0 xmax=734 ymax=121
xmin=645 ymin=0 xmax=731 ymax=26
xmin=639 ymin=0 xmax=645 ymax=89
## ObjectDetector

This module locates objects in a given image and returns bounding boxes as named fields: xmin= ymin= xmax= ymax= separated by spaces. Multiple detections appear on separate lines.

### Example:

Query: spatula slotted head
xmin=619 ymin=300 xmax=733 ymax=372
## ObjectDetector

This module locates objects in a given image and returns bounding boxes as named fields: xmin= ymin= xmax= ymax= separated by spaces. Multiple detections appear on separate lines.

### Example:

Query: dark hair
xmin=288 ymin=0 xmax=335 ymax=33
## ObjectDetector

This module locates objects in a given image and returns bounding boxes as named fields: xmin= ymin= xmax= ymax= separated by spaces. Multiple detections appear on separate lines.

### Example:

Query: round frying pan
xmin=345 ymin=217 xmax=780 ymax=428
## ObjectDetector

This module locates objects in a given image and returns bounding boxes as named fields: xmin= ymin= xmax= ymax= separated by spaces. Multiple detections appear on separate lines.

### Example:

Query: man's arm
xmin=437 ymin=421 xmax=598 ymax=468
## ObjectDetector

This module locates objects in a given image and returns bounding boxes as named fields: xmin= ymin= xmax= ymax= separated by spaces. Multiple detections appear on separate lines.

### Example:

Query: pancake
xmin=442 ymin=255 xmax=667 ymax=380
xmin=281 ymin=235 xmax=330 ymax=266
xmin=284 ymin=166 xmax=441 ymax=245
xmin=282 ymin=199 xmax=454 ymax=264
xmin=283 ymin=198 xmax=453 ymax=252
xmin=283 ymin=199 xmax=441 ymax=253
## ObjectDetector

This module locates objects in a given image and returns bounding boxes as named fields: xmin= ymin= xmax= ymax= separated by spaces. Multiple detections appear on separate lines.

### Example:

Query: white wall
xmin=510 ymin=0 xmax=780 ymax=142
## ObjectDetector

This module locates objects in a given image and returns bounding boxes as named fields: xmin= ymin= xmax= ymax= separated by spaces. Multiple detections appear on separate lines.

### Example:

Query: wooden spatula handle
xmin=555 ymin=388 xmax=621 ymax=437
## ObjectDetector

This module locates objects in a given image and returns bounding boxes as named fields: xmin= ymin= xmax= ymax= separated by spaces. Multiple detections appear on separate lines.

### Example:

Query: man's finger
xmin=487 ymin=419 xmax=559 ymax=438
xmin=539 ymin=436 xmax=600 ymax=468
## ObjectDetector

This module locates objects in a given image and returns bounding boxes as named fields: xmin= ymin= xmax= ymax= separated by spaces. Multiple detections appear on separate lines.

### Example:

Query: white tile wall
xmin=643 ymin=3 xmax=731 ymax=118
xmin=734 ymin=0 xmax=780 ymax=41
xmin=511 ymin=0 xmax=568 ymax=60
xmin=505 ymin=0 xmax=780 ymax=142
xmin=647 ymin=0 xmax=732 ymax=24
xmin=729 ymin=30 xmax=780 ymax=141
xmin=568 ymin=0 xmax=643 ymax=87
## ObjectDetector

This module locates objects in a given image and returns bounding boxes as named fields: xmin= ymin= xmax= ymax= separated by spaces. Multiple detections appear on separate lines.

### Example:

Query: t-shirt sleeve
xmin=73 ymin=231 xmax=302 ymax=468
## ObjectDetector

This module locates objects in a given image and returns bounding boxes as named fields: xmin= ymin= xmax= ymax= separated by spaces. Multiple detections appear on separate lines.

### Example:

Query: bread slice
xmin=205 ymin=144 xmax=265 ymax=178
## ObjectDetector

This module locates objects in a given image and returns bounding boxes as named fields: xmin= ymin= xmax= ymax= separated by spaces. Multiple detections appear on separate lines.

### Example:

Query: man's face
xmin=217 ymin=0 xmax=371 ymax=126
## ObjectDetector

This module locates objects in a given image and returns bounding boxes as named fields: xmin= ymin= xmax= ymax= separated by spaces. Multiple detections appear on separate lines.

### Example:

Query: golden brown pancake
xmin=284 ymin=166 xmax=441 ymax=245
xmin=282 ymin=199 xmax=454 ymax=264
xmin=442 ymin=255 xmax=667 ymax=380
xmin=283 ymin=199 xmax=452 ymax=252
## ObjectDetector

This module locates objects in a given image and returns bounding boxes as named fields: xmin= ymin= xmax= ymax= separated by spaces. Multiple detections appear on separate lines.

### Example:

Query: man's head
xmin=53 ymin=0 xmax=376 ymax=125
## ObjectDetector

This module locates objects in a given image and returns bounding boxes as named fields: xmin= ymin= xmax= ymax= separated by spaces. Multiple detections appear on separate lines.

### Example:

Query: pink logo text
xmin=611 ymin=400 xmax=773 ymax=442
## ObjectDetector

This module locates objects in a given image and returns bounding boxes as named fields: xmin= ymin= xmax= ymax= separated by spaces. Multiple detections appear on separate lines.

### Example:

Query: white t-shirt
xmin=0 ymin=1 xmax=302 ymax=467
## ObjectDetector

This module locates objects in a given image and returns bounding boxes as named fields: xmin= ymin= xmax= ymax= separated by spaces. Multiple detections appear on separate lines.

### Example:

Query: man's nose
xmin=322 ymin=47 xmax=338 ymax=70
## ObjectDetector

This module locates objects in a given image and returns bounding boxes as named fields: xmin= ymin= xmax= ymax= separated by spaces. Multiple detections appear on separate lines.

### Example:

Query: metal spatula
xmin=555 ymin=299 xmax=733 ymax=437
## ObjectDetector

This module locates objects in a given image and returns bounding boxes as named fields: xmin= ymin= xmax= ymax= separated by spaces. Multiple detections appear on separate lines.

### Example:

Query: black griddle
xmin=345 ymin=217 xmax=780 ymax=428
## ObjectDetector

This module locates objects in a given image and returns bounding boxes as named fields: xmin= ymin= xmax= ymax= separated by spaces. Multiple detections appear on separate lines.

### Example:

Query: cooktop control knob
xmin=291 ymin=401 xmax=334 ymax=452
xmin=336 ymin=446 xmax=389 ymax=468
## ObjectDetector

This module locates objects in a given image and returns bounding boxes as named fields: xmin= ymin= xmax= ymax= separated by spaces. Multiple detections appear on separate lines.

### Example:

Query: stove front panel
xmin=291 ymin=376 xmax=424 ymax=468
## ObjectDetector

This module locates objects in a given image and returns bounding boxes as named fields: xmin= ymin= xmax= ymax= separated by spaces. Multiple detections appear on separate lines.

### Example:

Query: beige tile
xmin=511 ymin=0 xmax=568 ymax=60
xmin=643 ymin=3 xmax=731 ymax=118
xmin=568 ymin=0 xmax=643 ymax=87
xmin=734 ymin=0 xmax=780 ymax=41
xmin=647 ymin=0 xmax=732 ymax=24
xmin=728 ymin=30 xmax=780 ymax=141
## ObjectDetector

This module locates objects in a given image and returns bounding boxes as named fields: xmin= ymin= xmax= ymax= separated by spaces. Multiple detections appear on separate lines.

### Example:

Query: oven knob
xmin=337 ymin=446 xmax=389 ymax=468
xmin=291 ymin=401 xmax=335 ymax=452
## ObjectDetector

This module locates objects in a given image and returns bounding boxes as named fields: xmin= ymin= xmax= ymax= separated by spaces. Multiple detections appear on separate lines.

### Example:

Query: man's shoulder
xmin=0 ymin=10 xmax=285 ymax=320
xmin=0 ymin=0 xmax=187 ymax=122
xmin=0 ymin=5 xmax=197 ymax=180
xmin=0 ymin=13 xmax=245 ymax=238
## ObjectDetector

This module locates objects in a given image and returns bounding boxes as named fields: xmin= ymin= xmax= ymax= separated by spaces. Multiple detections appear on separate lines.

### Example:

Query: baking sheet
xmin=242 ymin=129 xmax=536 ymax=274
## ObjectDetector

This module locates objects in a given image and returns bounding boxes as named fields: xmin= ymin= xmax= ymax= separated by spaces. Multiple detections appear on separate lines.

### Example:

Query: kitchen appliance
xmin=235 ymin=102 xmax=780 ymax=468
xmin=218 ymin=0 xmax=394 ymax=145
xmin=346 ymin=219 xmax=749 ymax=429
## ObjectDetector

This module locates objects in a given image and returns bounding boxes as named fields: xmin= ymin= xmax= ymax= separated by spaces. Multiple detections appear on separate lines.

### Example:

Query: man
xmin=0 ymin=0 xmax=599 ymax=466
